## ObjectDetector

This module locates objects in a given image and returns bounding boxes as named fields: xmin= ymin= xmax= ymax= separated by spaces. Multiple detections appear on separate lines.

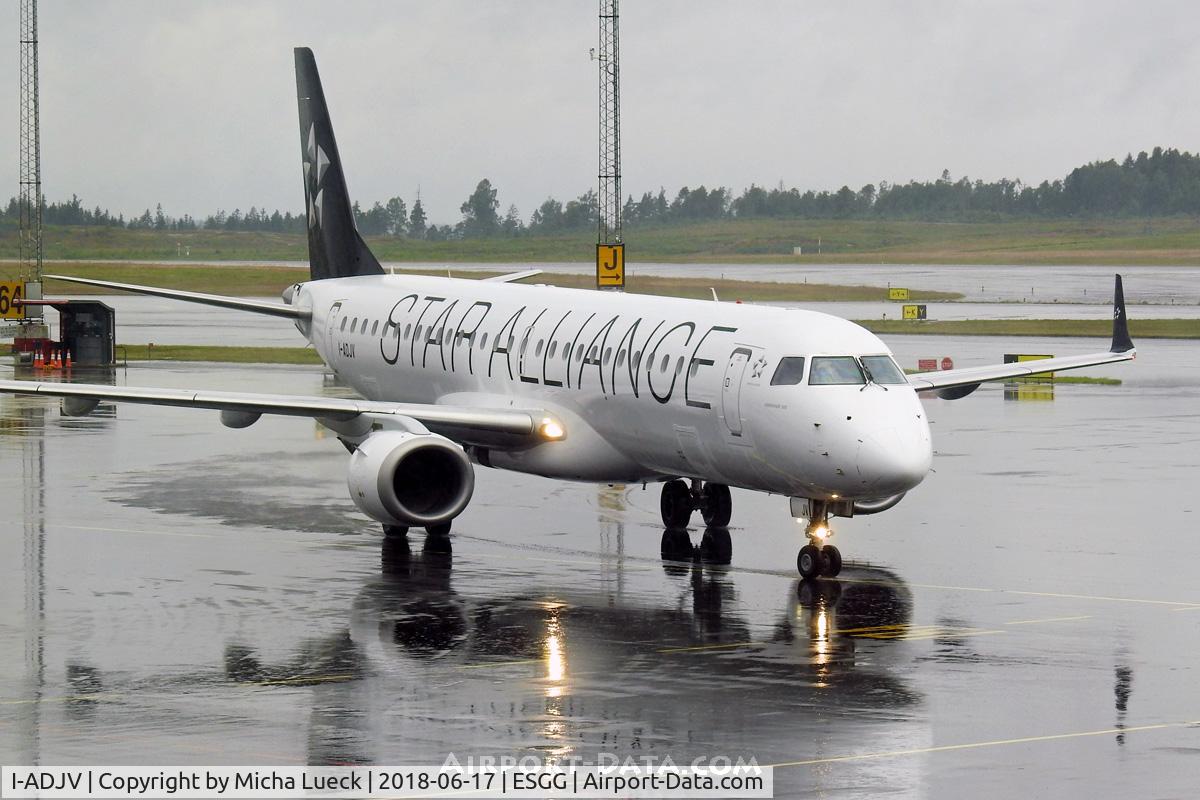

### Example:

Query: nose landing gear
xmin=795 ymin=502 xmax=843 ymax=580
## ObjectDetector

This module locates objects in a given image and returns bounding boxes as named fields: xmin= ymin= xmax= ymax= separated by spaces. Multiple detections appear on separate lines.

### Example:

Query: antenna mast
xmin=595 ymin=0 xmax=625 ymax=290
xmin=19 ymin=0 xmax=43 ymax=291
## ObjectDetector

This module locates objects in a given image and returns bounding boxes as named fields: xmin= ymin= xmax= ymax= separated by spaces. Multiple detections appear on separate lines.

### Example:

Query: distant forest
xmin=5 ymin=147 xmax=1200 ymax=240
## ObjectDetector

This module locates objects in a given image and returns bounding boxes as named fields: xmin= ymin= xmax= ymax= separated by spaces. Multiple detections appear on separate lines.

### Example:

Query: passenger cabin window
xmin=769 ymin=357 xmax=806 ymax=386
xmin=809 ymin=356 xmax=866 ymax=385
xmin=861 ymin=355 xmax=908 ymax=384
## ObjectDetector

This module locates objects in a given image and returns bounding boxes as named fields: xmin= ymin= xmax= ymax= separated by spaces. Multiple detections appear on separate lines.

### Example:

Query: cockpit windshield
xmin=860 ymin=355 xmax=908 ymax=385
xmin=769 ymin=357 xmax=807 ymax=386
xmin=808 ymin=356 xmax=866 ymax=386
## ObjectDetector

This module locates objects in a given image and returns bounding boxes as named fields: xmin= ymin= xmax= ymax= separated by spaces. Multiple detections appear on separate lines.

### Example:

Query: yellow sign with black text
xmin=902 ymin=304 xmax=927 ymax=320
xmin=888 ymin=287 xmax=910 ymax=301
xmin=0 ymin=281 xmax=24 ymax=319
xmin=1006 ymin=353 xmax=1055 ymax=381
xmin=596 ymin=244 xmax=625 ymax=289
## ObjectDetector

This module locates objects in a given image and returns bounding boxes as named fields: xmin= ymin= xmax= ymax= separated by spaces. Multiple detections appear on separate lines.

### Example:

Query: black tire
xmin=699 ymin=526 xmax=733 ymax=564
xmin=820 ymin=545 xmax=843 ymax=577
xmin=699 ymin=483 xmax=732 ymax=527
xmin=797 ymin=544 xmax=823 ymax=579
xmin=660 ymin=527 xmax=694 ymax=561
xmin=425 ymin=522 xmax=452 ymax=538
xmin=423 ymin=533 xmax=453 ymax=555
xmin=660 ymin=480 xmax=694 ymax=528
xmin=797 ymin=578 xmax=841 ymax=608
xmin=383 ymin=524 xmax=409 ymax=538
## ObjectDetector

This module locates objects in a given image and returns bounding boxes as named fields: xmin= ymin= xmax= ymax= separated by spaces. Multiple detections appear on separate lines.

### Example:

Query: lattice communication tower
xmin=595 ymin=0 xmax=625 ymax=289
xmin=19 ymin=0 xmax=44 ymax=291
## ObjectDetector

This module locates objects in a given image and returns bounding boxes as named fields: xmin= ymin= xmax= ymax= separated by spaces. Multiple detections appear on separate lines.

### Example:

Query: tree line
xmin=5 ymin=147 xmax=1200 ymax=239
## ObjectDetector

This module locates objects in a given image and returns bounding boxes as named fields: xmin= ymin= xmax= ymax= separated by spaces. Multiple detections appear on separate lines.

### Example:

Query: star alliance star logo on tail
xmin=303 ymin=123 xmax=331 ymax=230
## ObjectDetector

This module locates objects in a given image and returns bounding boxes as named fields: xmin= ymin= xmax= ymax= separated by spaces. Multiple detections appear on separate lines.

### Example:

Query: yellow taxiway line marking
xmin=837 ymin=576 xmax=1200 ymax=609
xmin=1171 ymin=606 xmax=1200 ymax=612
xmin=0 ymin=693 xmax=122 ymax=706
xmin=770 ymin=719 xmax=1200 ymax=768
xmin=655 ymin=615 xmax=1091 ymax=651
xmin=0 ymin=520 xmax=216 ymax=539
xmin=833 ymin=624 xmax=909 ymax=634
xmin=1003 ymin=615 xmax=1092 ymax=626
xmin=884 ymin=629 xmax=1005 ymax=642
xmin=656 ymin=641 xmax=760 ymax=654
xmin=457 ymin=659 xmax=545 ymax=670
xmin=249 ymin=674 xmax=357 ymax=687
xmin=1007 ymin=589 xmax=1195 ymax=607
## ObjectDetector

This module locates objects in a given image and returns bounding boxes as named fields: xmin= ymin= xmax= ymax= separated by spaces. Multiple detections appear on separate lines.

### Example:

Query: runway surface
xmin=31 ymin=258 xmax=1200 ymax=303
xmin=2 ymin=335 xmax=1198 ymax=798
xmin=66 ymin=294 xmax=1200 ymax=348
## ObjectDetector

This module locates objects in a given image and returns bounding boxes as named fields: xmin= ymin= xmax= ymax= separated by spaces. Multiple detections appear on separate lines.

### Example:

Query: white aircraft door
xmin=326 ymin=301 xmax=344 ymax=363
xmin=722 ymin=347 xmax=752 ymax=437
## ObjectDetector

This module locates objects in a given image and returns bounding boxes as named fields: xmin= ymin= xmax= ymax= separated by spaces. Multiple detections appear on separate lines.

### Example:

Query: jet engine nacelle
xmin=346 ymin=430 xmax=475 ymax=527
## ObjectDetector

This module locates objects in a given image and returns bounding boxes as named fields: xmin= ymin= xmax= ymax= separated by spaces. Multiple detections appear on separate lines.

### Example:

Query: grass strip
xmin=119 ymin=344 xmax=322 ymax=364
xmin=859 ymin=318 xmax=1200 ymax=339
xmin=1 ymin=261 xmax=962 ymax=302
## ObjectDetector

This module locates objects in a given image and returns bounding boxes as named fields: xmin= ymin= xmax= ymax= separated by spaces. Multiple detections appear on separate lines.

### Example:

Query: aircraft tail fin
xmin=1110 ymin=274 xmax=1134 ymax=353
xmin=294 ymin=47 xmax=383 ymax=281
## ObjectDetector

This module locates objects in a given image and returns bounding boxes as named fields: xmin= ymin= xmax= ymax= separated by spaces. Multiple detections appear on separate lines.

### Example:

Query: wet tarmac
xmin=32 ymin=258 xmax=1200 ymax=304
xmin=3 ymin=336 xmax=1200 ymax=797
xmin=46 ymin=293 xmax=1200 ymax=349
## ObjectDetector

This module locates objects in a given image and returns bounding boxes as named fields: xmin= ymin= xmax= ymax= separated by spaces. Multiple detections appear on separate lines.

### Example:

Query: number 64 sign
xmin=0 ymin=281 xmax=25 ymax=319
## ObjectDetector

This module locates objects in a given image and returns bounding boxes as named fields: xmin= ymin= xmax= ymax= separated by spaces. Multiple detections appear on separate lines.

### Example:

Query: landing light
xmin=811 ymin=525 xmax=830 ymax=541
xmin=540 ymin=418 xmax=566 ymax=441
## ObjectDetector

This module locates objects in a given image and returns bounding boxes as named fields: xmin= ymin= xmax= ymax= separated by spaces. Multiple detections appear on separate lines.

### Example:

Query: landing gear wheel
xmin=383 ymin=524 xmax=409 ymax=538
xmin=425 ymin=522 xmax=452 ymax=537
xmin=820 ymin=545 xmax=842 ymax=577
xmin=699 ymin=527 xmax=733 ymax=564
xmin=797 ymin=577 xmax=842 ymax=607
xmin=797 ymin=544 xmax=823 ymax=579
xmin=660 ymin=480 xmax=694 ymax=528
xmin=660 ymin=527 xmax=694 ymax=561
xmin=699 ymin=483 xmax=732 ymax=527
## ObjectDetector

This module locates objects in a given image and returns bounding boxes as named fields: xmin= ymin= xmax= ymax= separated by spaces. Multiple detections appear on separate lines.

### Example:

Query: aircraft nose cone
xmin=857 ymin=426 xmax=932 ymax=494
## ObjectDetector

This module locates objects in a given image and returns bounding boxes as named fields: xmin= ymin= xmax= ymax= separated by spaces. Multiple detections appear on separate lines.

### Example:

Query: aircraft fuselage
xmin=295 ymin=274 xmax=932 ymax=501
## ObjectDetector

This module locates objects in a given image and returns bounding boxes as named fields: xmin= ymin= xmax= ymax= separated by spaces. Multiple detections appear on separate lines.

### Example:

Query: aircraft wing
xmin=0 ymin=379 xmax=565 ymax=443
xmin=44 ymin=274 xmax=306 ymax=319
xmin=482 ymin=269 xmax=544 ymax=283
xmin=905 ymin=274 xmax=1135 ymax=400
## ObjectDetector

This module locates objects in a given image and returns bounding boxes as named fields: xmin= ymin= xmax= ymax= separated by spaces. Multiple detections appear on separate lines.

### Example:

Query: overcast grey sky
xmin=1 ymin=1 xmax=1197 ymax=224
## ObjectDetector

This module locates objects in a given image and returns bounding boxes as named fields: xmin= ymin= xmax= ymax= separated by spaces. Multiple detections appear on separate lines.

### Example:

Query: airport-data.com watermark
xmin=1 ymin=759 xmax=773 ymax=798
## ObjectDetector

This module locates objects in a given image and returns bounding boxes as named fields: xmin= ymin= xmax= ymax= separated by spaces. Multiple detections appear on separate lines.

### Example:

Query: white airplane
xmin=0 ymin=49 xmax=1137 ymax=579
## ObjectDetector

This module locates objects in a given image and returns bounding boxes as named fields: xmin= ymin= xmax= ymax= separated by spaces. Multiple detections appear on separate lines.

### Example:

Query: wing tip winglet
xmin=1111 ymin=273 xmax=1135 ymax=353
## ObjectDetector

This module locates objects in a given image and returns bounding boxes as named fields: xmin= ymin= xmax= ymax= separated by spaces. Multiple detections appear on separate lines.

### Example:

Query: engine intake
xmin=346 ymin=431 xmax=475 ymax=527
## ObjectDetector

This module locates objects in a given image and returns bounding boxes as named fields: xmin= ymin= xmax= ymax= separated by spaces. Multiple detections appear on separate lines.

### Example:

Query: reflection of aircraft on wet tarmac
xmin=225 ymin=538 xmax=919 ymax=719
xmin=0 ymin=48 xmax=1137 ymax=578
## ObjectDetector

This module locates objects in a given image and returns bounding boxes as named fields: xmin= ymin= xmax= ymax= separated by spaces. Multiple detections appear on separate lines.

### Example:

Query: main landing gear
xmin=795 ymin=501 xmax=842 ymax=580
xmin=383 ymin=521 xmax=453 ymax=554
xmin=383 ymin=521 xmax=453 ymax=538
xmin=659 ymin=479 xmax=732 ymax=528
